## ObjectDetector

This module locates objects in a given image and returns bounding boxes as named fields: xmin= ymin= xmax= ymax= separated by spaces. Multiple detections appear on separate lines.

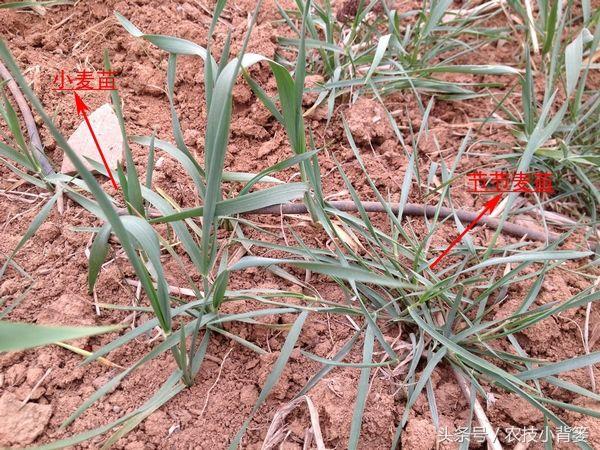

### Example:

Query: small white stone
xmin=61 ymin=103 xmax=124 ymax=175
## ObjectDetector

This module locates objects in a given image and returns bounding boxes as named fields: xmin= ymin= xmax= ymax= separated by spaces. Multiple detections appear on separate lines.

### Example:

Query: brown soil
xmin=1 ymin=1 xmax=599 ymax=449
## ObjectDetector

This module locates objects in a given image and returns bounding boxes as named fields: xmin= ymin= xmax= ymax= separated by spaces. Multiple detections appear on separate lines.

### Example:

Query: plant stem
xmin=452 ymin=365 xmax=504 ymax=450
xmin=0 ymin=59 xmax=54 ymax=176
xmin=122 ymin=200 xmax=563 ymax=245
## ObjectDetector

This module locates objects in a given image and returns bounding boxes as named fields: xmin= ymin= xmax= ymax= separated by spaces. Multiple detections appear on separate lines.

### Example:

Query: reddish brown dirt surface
xmin=1 ymin=1 xmax=599 ymax=449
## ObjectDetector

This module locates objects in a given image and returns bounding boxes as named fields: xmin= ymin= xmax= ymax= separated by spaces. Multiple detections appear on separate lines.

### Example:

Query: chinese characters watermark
xmin=52 ymin=69 xmax=118 ymax=91
xmin=467 ymin=170 xmax=554 ymax=194
xmin=437 ymin=425 xmax=588 ymax=445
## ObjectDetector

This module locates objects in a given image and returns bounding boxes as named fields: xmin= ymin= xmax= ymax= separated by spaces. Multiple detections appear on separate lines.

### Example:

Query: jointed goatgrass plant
xmin=0 ymin=0 xmax=599 ymax=448
xmin=275 ymin=0 xmax=522 ymax=122
xmin=502 ymin=2 xmax=600 ymax=224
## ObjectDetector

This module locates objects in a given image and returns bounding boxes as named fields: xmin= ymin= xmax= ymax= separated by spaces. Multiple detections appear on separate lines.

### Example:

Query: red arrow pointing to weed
xmin=430 ymin=194 xmax=503 ymax=269
xmin=74 ymin=92 xmax=118 ymax=190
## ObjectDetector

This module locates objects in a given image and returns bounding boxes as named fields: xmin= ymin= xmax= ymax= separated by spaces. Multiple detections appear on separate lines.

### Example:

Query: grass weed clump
xmin=503 ymin=2 xmax=599 ymax=223
xmin=0 ymin=0 xmax=599 ymax=449
xmin=275 ymin=0 xmax=521 ymax=122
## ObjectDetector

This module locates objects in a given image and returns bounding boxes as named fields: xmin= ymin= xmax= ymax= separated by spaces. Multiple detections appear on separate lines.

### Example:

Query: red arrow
xmin=430 ymin=194 xmax=503 ymax=269
xmin=74 ymin=93 xmax=118 ymax=190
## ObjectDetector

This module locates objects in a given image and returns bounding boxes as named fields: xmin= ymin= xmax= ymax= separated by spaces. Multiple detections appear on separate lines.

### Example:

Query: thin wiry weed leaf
xmin=83 ymin=302 xmax=214 ymax=365
xmin=63 ymin=317 xmax=210 ymax=428
xmin=229 ymin=310 xmax=308 ymax=449
xmin=422 ymin=65 xmax=520 ymax=75
xmin=0 ymin=192 xmax=58 ymax=279
xmin=37 ymin=371 xmax=185 ymax=450
xmin=517 ymin=352 xmax=600 ymax=381
xmin=392 ymin=346 xmax=447 ymax=447
xmin=466 ymin=250 xmax=593 ymax=271
xmin=104 ymin=51 xmax=143 ymax=214
xmin=301 ymin=350 xmax=394 ymax=368
xmin=141 ymin=186 xmax=204 ymax=270
xmin=298 ymin=329 xmax=362 ymax=396
xmin=100 ymin=372 xmax=185 ymax=449
xmin=230 ymin=256 xmax=419 ymax=290
xmin=348 ymin=325 xmax=374 ymax=450
xmin=407 ymin=307 xmax=529 ymax=389
xmin=406 ymin=311 xmax=598 ymax=449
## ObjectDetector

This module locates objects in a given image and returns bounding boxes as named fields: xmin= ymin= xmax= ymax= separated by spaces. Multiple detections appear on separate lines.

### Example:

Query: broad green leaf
xmin=145 ymin=132 xmax=155 ymax=190
xmin=364 ymin=34 xmax=391 ymax=82
xmin=150 ymin=183 xmax=307 ymax=223
xmin=0 ymin=0 xmax=72 ymax=8
xmin=422 ymin=0 xmax=452 ymax=38
xmin=115 ymin=12 xmax=210 ymax=60
xmin=88 ymin=223 xmax=111 ymax=293
xmin=238 ymin=150 xmax=318 ymax=195
xmin=120 ymin=216 xmax=171 ymax=328
xmin=201 ymin=57 xmax=238 ymax=273
xmin=211 ymin=270 xmax=229 ymax=310
xmin=0 ymin=321 xmax=121 ymax=351
xmin=0 ymin=141 xmax=36 ymax=170
xmin=0 ymin=40 xmax=171 ymax=333
xmin=565 ymin=29 xmax=591 ymax=96
xmin=141 ymin=186 xmax=204 ymax=270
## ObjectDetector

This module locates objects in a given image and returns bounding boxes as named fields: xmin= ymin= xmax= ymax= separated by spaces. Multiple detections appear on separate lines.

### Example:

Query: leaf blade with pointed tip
xmin=0 ymin=321 xmax=122 ymax=352
xmin=88 ymin=223 xmax=111 ymax=293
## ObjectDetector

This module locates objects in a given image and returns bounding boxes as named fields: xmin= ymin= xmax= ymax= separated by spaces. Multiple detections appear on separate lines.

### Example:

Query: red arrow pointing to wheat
xmin=430 ymin=194 xmax=503 ymax=269
xmin=74 ymin=92 xmax=118 ymax=190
